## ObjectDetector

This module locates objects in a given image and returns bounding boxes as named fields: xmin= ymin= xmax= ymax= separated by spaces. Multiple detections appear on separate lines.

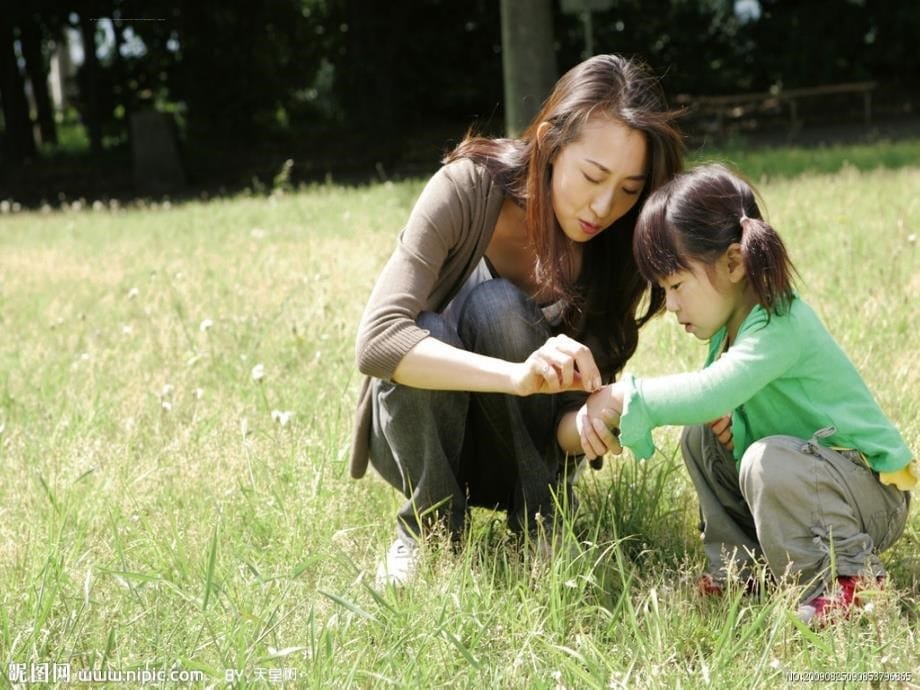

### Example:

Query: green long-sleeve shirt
xmin=620 ymin=296 xmax=912 ymax=473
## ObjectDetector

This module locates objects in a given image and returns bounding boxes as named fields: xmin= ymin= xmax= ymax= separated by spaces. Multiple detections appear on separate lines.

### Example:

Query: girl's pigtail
xmin=739 ymin=215 xmax=795 ymax=314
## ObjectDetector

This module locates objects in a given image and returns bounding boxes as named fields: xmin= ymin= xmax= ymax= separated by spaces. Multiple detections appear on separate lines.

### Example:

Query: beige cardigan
xmin=350 ymin=158 xmax=504 ymax=478
xmin=350 ymin=157 xmax=589 ymax=478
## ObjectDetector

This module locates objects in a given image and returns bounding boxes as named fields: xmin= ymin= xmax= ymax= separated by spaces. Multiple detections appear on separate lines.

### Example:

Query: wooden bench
xmin=675 ymin=81 xmax=877 ymax=132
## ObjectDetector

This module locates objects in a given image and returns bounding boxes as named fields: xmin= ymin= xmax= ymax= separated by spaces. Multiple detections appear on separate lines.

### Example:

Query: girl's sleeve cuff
xmin=879 ymin=458 xmax=918 ymax=491
xmin=619 ymin=374 xmax=656 ymax=460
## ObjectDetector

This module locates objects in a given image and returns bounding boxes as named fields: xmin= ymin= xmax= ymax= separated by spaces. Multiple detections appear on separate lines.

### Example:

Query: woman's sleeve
xmin=355 ymin=162 xmax=475 ymax=380
xmin=619 ymin=318 xmax=800 ymax=459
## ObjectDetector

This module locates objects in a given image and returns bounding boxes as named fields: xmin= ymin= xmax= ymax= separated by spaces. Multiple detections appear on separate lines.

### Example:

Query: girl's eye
xmin=582 ymin=172 xmax=600 ymax=184
xmin=670 ymin=282 xmax=682 ymax=291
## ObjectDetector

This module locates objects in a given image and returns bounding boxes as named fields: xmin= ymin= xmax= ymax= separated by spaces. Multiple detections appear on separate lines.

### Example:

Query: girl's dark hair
xmin=634 ymin=163 xmax=795 ymax=314
xmin=444 ymin=54 xmax=684 ymax=380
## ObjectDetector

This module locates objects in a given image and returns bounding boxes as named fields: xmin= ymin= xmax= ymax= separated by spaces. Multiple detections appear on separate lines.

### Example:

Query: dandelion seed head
xmin=127 ymin=287 xmax=140 ymax=300
xmin=251 ymin=363 xmax=265 ymax=381
xmin=194 ymin=388 xmax=204 ymax=400
xmin=199 ymin=318 xmax=214 ymax=332
xmin=161 ymin=400 xmax=172 ymax=412
xmin=271 ymin=409 xmax=292 ymax=427
xmin=161 ymin=384 xmax=174 ymax=397
xmin=908 ymin=233 xmax=917 ymax=244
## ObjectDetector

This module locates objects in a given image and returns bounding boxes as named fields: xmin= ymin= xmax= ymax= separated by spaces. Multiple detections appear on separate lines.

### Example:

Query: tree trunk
xmin=19 ymin=12 xmax=57 ymax=146
xmin=0 ymin=12 xmax=37 ymax=163
xmin=500 ymin=0 xmax=557 ymax=136
xmin=112 ymin=16 xmax=131 ymax=138
xmin=78 ymin=12 xmax=103 ymax=154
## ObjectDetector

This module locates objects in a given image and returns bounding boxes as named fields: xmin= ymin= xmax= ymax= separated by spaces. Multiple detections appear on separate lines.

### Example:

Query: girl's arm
xmin=615 ymin=319 xmax=799 ymax=459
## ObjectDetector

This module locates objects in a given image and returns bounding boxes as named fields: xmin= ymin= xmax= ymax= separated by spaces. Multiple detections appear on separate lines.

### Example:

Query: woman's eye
xmin=622 ymin=187 xmax=642 ymax=196
xmin=582 ymin=172 xmax=600 ymax=184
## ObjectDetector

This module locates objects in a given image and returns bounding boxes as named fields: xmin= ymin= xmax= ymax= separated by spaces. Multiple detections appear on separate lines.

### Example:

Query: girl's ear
xmin=725 ymin=242 xmax=746 ymax=282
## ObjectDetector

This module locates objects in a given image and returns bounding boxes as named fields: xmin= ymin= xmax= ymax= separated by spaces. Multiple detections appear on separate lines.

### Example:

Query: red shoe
xmin=697 ymin=574 xmax=724 ymax=596
xmin=697 ymin=573 xmax=766 ymax=597
xmin=796 ymin=576 xmax=884 ymax=626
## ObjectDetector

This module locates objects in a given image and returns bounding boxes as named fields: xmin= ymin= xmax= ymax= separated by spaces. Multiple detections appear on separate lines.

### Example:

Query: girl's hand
xmin=708 ymin=414 xmax=733 ymax=451
xmin=574 ymin=383 xmax=625 ymax=459
xmin=510 ymin=334 xmax=602 ymax=396
xmin=575 ymin=404 xmax=622 ymax=459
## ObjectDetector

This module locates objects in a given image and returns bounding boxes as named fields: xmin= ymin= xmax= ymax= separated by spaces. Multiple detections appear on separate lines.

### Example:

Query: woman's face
xmin=550 ymin=116 xmax=648 ymax=243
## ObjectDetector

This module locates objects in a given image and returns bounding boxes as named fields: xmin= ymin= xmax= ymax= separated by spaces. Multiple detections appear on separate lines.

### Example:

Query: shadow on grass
xmin=3 ymin=117 xmax=920 ymax=209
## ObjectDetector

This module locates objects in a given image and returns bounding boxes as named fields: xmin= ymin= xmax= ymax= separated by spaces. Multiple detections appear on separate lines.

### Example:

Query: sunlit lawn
xmin=0 ymin=141 xmax=918 ymax=687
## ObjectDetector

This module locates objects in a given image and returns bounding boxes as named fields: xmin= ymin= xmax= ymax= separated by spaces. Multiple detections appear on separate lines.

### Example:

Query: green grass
xmin=0 ymin=145 xmax=918 ymax=688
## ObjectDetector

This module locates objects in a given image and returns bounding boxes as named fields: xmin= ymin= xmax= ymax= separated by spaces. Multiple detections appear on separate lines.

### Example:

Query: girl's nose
xmin=665 ymin=291 xmax=678 ymax=312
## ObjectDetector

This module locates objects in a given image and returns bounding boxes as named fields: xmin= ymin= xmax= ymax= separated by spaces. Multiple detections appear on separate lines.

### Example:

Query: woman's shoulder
xmin=414 ymin=157 xmax=503 ymax=226
xmin=436 ymin=156 xmax=495 ymax=192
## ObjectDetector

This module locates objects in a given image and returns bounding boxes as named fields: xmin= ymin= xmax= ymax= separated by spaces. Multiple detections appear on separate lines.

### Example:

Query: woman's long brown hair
xmin=444 ymin=54 xmax=684 ymax=380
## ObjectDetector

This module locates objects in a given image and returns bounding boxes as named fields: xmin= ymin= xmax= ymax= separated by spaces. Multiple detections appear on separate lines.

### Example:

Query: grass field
xmin=0 ymin=141 xmax=918 ymax=688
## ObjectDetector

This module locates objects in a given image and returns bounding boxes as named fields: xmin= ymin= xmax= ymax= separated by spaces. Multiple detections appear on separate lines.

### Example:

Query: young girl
xmin=353 ymin=54 xmax=684 ymax=586
xmin=575 ymin=163 xmax=915 ymax=624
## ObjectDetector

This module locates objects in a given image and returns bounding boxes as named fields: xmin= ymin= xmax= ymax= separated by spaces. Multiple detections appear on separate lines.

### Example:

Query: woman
xmin=351 ymin=54 xmax=684 ymax=585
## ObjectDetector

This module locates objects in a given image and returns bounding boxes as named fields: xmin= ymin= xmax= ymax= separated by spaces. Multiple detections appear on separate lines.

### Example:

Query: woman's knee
xmin=457 ymin=279 xmax=548 ymax=358
xmin=417 ymin=310 xmax=463 ymax=349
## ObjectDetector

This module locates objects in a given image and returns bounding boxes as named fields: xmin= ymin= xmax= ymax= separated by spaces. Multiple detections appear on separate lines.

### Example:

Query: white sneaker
xmin=375 ymin=539 xmax=419 ymax=588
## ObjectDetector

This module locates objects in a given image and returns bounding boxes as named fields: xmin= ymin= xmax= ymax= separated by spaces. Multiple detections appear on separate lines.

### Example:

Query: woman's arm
xmin=394 ymin=332 xmax=602 ymax=397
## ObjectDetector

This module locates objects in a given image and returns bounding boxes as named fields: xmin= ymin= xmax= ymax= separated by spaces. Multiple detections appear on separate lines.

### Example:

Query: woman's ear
xmin=536 ymin=121 xmax=551 ymax=146
xmin=725 ymin=242 xmax=746 ymax=282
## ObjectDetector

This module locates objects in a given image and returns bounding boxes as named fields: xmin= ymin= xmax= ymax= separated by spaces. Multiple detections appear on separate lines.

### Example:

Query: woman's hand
xmin=708 ymin=414 xmax=733 ymax=451
xmin=510 ymin=334 xmax=602 ymax=396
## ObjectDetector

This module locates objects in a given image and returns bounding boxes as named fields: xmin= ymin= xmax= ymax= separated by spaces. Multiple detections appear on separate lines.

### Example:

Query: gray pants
xmin=682 ymin=424 xmax=910 ymax=602
xmin=370 ymin=279 xmax=571 ymax=546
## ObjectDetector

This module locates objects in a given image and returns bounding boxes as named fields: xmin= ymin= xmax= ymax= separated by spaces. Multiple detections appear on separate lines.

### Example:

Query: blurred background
xmin=1 ymin=0 xmax=918 ymax=205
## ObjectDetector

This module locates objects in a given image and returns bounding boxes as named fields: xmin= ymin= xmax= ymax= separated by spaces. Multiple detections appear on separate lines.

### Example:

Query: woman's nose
xmin=590 ymin=187 xmax=615 ymax=220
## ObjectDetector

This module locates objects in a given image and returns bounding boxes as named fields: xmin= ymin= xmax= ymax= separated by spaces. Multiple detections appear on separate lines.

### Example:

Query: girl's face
xmin=659 ymin=252 xmax=750 ymax=342
xmin=550 ymin=116 xmax=648 ymax=243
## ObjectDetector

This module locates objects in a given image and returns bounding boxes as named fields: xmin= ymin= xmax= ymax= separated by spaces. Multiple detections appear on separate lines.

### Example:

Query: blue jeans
xmin=369 ymin=279 xmax=573 ymax=545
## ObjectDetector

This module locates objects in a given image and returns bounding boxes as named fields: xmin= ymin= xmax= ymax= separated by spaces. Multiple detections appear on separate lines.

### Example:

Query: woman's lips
xmin=579 ymin=220 xmax=600 ymax=236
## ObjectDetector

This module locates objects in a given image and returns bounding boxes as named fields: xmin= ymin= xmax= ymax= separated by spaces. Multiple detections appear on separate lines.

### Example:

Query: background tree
xmin=0 ymin=9 xmax=37 ymax=164
xmin=1 ymin=0 xmax=918 ymax=200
